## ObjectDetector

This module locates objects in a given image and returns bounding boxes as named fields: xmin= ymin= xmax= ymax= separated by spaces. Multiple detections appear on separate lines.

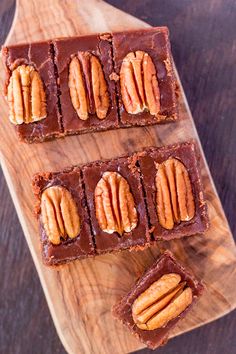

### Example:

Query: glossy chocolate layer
xmin=138 ymin=141 xmax=209 ymax=240
xmin=3 ymin=27 xmax=178 ymax=143
xmin=32 ymin=168 xmax=94 ymax=265
xmin=82 ymin=155 xmax=150 ymax=253
xmin=112 ymin=251 xmax=204 ymax=350
xmin=2 ymin=42 xmax=62 ymax=142
xmin=54 ymin=34 xmax=119 ymax=134
xmin=32 ymin=141 xmax=208 ymax=265
xmin=112 ymin=27 xmax=178 ymax=126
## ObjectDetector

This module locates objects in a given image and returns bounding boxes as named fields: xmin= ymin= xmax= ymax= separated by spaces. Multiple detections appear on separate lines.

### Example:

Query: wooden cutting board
xmin=1 ymin=1 xmax=236 ymax=353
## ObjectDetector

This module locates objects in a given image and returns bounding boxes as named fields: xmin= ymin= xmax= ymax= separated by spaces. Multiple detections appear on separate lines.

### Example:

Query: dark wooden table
xmin=0 ymin=1 xmax=235 ymax=353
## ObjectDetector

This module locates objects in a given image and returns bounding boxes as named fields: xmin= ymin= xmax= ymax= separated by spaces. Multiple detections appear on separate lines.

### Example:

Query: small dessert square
xmin=54 ymin=33 xmax=119 ymax=135
xmin=82 ymin=156 xmax=150 ymax=254
xmin=112 ymin=251 xmax=204 ymax=350
xmin=2 ymin=41 xmax=62 ymax=142
xmin=138 ymin=142 xmax=209 ymax=240
xmin=112 ymin=27 xmax=178 ymax=126
xmin=32 ymin=167 xmax=94 ymax=265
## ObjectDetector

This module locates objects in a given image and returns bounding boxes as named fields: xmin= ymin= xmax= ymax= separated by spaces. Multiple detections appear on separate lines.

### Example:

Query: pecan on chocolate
xmin=120 ymin=51 xmax=160 ymax=115
xmin=94 ymin=171 xmax=138 ymax=235
xmin=7 ymin=65 xmax=47 ymax=125
xmin=155 ymin=158 xmax=195 ymax=230
xmin=68 ymin=52 xmax=110 ymax=120
xmin=41 ymin=186 xmax=80 ymax=245
xmin=132 ymin=273 xmax=193 ymax=330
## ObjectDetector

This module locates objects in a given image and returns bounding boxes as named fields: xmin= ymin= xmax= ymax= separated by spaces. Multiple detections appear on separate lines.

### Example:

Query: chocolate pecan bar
xmin=112 ymin=27 xmax=178 ymax=126
xmin=32 ymin=167 xmax=94 ymax=265
xmin=2 ymin=41 xmax=62 ymax=142
xmin=112 ymin=251 xmax=204 ymax=349
xmin=137 ymin=141 xmax=209 ymax=240
xmin=54 ymin=33 xmax=119 ymax=135
xmin=82 ymin=155 xmax=150 ymax=254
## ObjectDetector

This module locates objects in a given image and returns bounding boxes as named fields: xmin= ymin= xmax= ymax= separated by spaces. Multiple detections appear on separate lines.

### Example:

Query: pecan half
xmin=132 ymin=273 xmax=193 ymax=330
xmin=120 ymin=51 xmax=160 ymax=116
xmin=68 ymin=53 xmax=110 ymax=120
xmin=155 ymin=158 xmax=195 ymax=230
xmin=41 ymin=186 xmax=80 ymax=245
xmin=94 ymin=171 xmax=138 ymax=235
xmin=7 ymin=65 xmax=47 ymax=125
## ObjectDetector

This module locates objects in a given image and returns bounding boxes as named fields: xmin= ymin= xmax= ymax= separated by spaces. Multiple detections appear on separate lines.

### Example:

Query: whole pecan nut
xmin=94 ymin=171 xmax=138 ymax=235
xmin=120 ymin=50 xmax=160 ymax=116
xmin=132 ymin=273 xmax=193 ymax=330
xmin=7 ymin=65 xmax=47 ymax=125
xmin=41 ymin=186 xmax=80 ymax=245
xmin=155 ymin=158 xmax=195 ymax=230
xmin=68 ymin=52 xmax=110 ymax=120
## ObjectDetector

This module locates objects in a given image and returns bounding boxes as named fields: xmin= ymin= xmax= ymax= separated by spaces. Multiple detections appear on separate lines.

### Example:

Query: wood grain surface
xmin=0 ymin=1 xmax=236 ymax=354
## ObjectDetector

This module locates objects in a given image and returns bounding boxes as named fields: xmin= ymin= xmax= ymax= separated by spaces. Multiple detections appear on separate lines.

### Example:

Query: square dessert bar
xmin=112 ymin=251 xmax=204 ymax=350
xmin=112 ymin=27 xmax=178 ymax=126
xmin=82 ymin=155 xmax=150 ymax=254
xmin=138 ymin=141 xmax=209 ymax=240
xmin=32 ymin=167 xmax=94 ymax=265
xmin=54 ymin=33 xmax=119 ymax=135
xmin=2 ymin=41 xmax=62 ymax=142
